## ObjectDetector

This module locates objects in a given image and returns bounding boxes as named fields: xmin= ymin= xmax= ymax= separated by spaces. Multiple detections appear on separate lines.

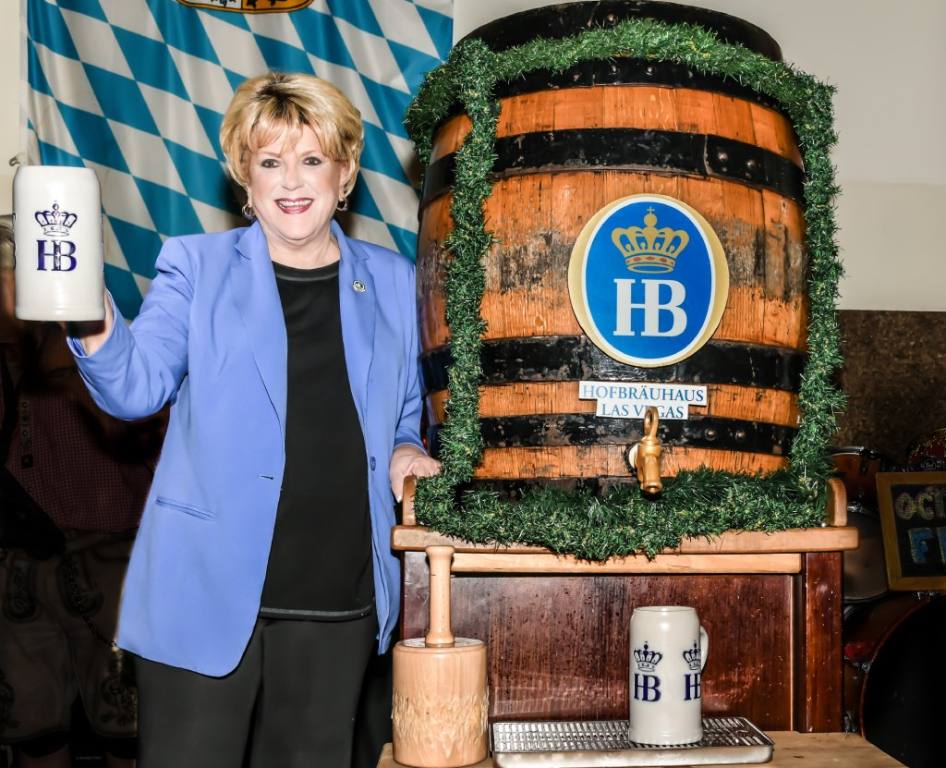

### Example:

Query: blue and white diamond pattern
xmin=25 ymin=0 xmax=453 ymax=318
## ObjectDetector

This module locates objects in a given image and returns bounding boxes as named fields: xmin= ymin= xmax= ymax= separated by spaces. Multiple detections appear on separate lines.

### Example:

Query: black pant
xmin=135 ymin=613 xmax=377 ymax=768
xmin=352 ymin=644 xmax=393 ymax=768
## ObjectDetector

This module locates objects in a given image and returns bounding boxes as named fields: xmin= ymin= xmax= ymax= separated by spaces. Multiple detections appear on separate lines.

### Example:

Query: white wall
xmin=455 ymin=0 xmax=946 ymax=311
xmin=1 ymin=2 xmax=942 ymax=310
xmin=0 ymin=1 xmax=23 ymax=216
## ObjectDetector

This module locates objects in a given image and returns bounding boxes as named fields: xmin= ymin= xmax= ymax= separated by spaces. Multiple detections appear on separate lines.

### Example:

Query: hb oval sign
xmin=568 ymin=194 xmax=729 ymax=368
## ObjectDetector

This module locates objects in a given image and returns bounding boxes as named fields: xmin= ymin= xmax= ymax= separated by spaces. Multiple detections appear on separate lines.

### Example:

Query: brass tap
xmin=629 ymin=406 xmax=663 ymax=496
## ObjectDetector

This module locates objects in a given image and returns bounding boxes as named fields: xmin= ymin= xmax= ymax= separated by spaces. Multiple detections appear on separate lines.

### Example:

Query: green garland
xmin=405 ymin=18 xmax=845 ymax=559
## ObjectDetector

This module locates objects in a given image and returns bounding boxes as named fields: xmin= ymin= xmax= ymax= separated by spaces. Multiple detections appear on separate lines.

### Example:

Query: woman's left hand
xmin=389 ymin=444 xmax=441 ymax=503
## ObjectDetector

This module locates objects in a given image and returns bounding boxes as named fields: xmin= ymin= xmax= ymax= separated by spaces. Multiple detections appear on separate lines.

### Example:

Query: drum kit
xmin=833 ymin=447 xmax=946 ymax=768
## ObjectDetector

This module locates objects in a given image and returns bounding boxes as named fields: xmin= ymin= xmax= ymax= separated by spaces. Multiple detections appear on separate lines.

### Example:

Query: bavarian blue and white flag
xmin=24 ymin=0 xmax=453 ymax=318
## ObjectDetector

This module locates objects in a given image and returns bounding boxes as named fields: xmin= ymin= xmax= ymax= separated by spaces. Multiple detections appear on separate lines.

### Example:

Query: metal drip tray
xmin=491 ymin=716 xmax=773 ymax=766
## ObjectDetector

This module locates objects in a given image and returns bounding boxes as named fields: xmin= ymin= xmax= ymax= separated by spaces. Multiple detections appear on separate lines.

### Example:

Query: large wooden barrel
xmin=417 ymin=1 xmax=806 ymax=492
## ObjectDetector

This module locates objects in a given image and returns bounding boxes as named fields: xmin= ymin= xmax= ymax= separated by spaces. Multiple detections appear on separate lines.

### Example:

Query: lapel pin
xmin=353 ymin=280 xmax=366 ymax=293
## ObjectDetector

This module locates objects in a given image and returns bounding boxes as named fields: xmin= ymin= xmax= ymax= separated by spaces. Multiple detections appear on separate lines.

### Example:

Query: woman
xmin=67 ymin=72 xmax=440 ymax=767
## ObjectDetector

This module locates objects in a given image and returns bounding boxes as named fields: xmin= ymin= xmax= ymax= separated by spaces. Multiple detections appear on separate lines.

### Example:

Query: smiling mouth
xmin=276 ymin=198 xmax=313 ymax=213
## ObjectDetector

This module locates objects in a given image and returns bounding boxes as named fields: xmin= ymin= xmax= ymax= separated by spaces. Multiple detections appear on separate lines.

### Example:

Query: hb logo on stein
xmin=632 ymin=642 xmax=663 ymax=702
xmin=34 ymin=202 xmax=79 ymax=272
xmin=683 ymin=641 xmax=703 ymax=701
xmin=631 ymin=641 xmax=703 ymax=703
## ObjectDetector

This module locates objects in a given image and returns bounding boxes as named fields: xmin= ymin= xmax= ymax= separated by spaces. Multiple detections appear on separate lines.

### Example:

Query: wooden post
xmin=401 ymin=475 xmax=417 ymax=526
xmin=425 ymin=545 xmax=455 ymax=647
xmin=794 ymin=552 xmax=843 ymax=731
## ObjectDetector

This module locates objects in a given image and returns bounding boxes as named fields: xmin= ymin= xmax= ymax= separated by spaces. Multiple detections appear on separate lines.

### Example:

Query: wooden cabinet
xmin=394 ymin=516 xmax=854 ymax=731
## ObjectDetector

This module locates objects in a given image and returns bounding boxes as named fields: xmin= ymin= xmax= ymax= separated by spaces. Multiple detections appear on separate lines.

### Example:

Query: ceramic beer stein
xmin=629 ymin=605 xmax=708 ymax=745
xmin=13 ymin=165 xmax=105 ymax=321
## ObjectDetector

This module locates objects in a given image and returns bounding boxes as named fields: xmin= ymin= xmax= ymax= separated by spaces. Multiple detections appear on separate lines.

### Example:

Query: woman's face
xmin=246 ymin=124 xmax=352 ymax=259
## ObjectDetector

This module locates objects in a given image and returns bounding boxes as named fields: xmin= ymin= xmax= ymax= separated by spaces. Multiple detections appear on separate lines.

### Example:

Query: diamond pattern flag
xmin=25 ymin=0 xmax=453 ymax=318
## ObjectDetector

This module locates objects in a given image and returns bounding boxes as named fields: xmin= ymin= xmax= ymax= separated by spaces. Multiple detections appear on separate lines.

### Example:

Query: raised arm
xmin=68 ymin=238 xmax=194 ymax=420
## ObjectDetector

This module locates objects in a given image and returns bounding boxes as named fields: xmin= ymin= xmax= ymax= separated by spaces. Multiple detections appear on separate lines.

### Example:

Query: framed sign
xmin=876 ymin=472 xmax=946 ymax=590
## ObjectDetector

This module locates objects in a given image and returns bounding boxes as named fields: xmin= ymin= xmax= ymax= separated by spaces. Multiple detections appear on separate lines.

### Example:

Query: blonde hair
xmin=220 ymin=72 xmax=364 ymax=197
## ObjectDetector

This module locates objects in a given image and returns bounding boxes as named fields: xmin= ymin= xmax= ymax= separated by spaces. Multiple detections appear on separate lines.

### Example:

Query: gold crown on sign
xmin=611 ymin=208 xmax=689 ymax=274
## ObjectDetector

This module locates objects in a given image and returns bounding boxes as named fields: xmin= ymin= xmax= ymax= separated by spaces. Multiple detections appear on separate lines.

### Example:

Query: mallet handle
xmin=425 ymin=545 xmax=455 ymax=648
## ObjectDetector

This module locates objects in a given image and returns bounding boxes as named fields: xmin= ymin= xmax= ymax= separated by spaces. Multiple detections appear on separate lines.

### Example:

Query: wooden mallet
xmin=392 ymin=545 xmax=488 ymax=767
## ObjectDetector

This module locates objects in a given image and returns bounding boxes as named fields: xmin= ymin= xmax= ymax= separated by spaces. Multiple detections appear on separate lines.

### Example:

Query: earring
xmin=242 ymin=203 xmax=254 ymax=220
xmin=336 ymin=197 xmax=349 ymax=212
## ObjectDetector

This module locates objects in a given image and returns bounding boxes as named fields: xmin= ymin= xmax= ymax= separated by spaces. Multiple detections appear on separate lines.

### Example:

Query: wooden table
xmin=377 ymin=732 xmax=905 ymax=767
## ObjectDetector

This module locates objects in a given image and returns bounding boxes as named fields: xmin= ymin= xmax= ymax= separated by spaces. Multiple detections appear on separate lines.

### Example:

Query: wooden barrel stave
xmin=474 ymin=446 xmax=787 ymax=479
xmin=426 ymin=384 xmax=800 ymax=428
xmin=432 ymin=86 xmax=802 ymax=166
xmin=465 ymin=1 xmax=784 ymax=60
xmin=419 ymin=174 xmax=808 ymax=349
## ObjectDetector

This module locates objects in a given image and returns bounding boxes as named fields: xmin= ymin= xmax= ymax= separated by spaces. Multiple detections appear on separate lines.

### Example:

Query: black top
xmin=259 ymin=259 xmax=374 ymax=621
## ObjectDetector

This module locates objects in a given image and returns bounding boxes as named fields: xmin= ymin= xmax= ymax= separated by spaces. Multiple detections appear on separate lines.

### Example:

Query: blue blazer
xmin=69 ymin=220 xmax=423 ymax=676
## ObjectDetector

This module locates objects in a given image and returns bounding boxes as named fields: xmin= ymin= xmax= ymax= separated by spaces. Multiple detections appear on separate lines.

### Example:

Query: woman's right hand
xmin=59 ymin=288 xmax=113 ymax=356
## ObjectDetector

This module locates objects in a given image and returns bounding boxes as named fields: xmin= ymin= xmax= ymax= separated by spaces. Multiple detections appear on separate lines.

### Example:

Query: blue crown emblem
xmin=34 ymin=202 xmax=77 ymax=238
xmin=633 ymin=642 xmax=663 ymax=672
xmin=682 ymin=641 xmax=701 ymax=671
